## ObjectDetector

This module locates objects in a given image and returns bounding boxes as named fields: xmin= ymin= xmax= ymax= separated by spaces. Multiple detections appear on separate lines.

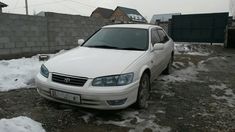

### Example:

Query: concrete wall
xmin=0 ymin=12 xmax=111 ymax=59
xmin=45 ymin=12 xmax=109 ymax=53
xmin=0 ymin=13 xmax=48 ymax=59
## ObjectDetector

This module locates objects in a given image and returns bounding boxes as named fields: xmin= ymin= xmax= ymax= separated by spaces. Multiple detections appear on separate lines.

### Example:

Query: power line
xmin=66 ymin=0 xmax=96 ymax=9
xmin=52 ymin=0 xmax=84 ymax=15
xmin=7 ymin=0 xmax=96 ymax=12
xmin=12 ymin=0 xmax=19 ymax=11
xmin=7 ymin=0 xmax=66 ymax=11
xmin=8 ymin=0 xmax=96 ymax=13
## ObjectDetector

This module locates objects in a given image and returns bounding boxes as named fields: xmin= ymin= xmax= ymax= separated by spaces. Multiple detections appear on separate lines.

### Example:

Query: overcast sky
xmin=1 ymin=0 xmax=231 ymax=21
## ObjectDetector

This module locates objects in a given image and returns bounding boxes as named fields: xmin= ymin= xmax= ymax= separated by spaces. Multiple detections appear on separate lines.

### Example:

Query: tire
xmin=135 ymin=73 xmax=150 ymax=109
xmin=163 ymin=55 xmax=173 ymax=75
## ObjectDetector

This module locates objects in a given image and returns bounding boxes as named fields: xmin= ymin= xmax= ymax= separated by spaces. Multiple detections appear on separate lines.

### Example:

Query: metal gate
xmin=171 ymin=13 xmax=229 ymax=43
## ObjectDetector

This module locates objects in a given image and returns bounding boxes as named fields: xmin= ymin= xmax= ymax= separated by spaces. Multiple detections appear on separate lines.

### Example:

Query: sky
xmin=1 ymin=0 xmax=231 ymax=21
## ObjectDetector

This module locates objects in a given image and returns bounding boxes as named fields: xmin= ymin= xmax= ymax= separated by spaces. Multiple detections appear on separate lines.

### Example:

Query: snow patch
xmin=0 ymin=56 xmax=43 ymax=91
xmin=81 ymin=113 xmax=94 ymax=123
xmin=159 ymin=61 xmax=208 ymax=83
xmin=210 ymin=84 xmax=235 ymax=107
xmin=174 ymin=43 xmax=211 ymax=56
xmin=0 ymin=116 xmax=45 ymax=132
xmin=0 ymin=50 xmax=66 ymax=91
xmin=97 ymin=110 xmax=171 ymax=132
xmin=209 ymin=83 xmax=227 ymax=91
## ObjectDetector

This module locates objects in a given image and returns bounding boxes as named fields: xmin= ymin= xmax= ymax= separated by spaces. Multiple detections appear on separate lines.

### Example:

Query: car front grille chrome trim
xmin=51 ymin=73 xmax=88 ymax=87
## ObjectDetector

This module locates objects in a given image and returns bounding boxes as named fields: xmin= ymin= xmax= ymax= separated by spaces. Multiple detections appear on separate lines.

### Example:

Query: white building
xmin=150 ymin=13 xmax=181 ymax=24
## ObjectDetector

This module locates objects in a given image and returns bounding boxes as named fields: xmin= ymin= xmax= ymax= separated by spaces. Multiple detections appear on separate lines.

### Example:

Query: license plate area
xmin=51 ymin=90 xmax=81 ymax=103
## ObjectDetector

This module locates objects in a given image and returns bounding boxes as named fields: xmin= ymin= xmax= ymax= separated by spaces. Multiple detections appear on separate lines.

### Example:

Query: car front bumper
xmin=36 ymin=73 xmax=139 ymax=110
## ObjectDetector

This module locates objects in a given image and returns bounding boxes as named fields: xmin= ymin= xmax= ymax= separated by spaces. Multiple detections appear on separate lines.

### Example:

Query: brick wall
xmin=0 ymin=12 xmax=111 ymax=59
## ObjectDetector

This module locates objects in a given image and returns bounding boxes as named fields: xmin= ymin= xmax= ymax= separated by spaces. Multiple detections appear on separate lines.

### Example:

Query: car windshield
xmin=82 ymin=28 xmax=149 ymax=51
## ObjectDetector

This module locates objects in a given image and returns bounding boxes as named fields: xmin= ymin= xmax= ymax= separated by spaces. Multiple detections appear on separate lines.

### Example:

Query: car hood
xmin=45 ymin=47 xmax=145 ymax=78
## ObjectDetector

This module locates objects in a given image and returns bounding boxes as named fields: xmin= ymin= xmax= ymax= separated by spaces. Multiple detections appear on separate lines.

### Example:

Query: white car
xmin=36 ymin=24 xmax=174 ymax=110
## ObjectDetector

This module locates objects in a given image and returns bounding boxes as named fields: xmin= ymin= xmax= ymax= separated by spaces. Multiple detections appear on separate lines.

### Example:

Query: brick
xmin=0 ymin=43 xmax=4 ymax=48
xmin=22 ymin=47 xmax=31 ymax=53
xmin=0 ymin=37 xmax=10 ymax=43
xmin=4 ymin=42 xmax=15 ymax=48
xmin=15 ymin=42 xmax=25 ymax=48
xmin=49 ymin=46 xmax=57 ymax=52
xmin=10 ymin=48 xmax=22 ymax=54
xmin=0 ymin=49 xmax=10 ymax=55
xmin=31 ymin=47 xmax=41 ymax=52
xmin=26 ymin=41 xmax=35 ymax=47
xmin=40 ymin=47 xmax=49 ymax=52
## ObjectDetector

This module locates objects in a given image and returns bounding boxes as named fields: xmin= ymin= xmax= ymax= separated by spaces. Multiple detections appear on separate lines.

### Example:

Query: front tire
xmin=135 ymin=73 xmax=150 ymax=109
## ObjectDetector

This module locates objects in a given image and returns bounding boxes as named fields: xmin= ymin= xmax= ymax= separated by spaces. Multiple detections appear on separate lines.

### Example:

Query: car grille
xmin=52 ymin=73 xmax=88 ymax=87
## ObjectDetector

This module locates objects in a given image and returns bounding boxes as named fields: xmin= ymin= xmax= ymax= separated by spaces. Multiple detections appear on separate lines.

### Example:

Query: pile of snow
xmin=0 ymin=56 xmax=43 ymax=91
xmin=174 ymin=43 xmax=211 ymax=56
xmin=0 ymin=116 xmax=45 ymax=132
xmin=0 ymin=50 xmax=66 ymax=92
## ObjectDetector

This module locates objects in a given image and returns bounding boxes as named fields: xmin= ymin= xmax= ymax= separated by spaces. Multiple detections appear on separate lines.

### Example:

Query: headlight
xmin=92 ymin=73 xmax=134 ymax=86
xmin=40 ymin=64 xmax=49 ymax=78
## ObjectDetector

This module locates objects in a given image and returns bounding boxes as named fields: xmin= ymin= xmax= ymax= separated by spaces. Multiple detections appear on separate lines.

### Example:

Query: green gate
xmin=171 ymin=13 xmax=229 ymax=43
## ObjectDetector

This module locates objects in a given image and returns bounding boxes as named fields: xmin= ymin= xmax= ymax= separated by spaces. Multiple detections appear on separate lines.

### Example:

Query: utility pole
xmin=25 ymin=0 xmax=28 ymax=15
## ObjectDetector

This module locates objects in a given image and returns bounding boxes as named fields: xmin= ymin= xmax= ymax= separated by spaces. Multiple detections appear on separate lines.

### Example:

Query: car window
xmin=157 ymin=30 xmax=169 ymax=43
xmin=151 ymin=28 xmax=161 ymax=45
xmin=83 ymin=28 xmax=149 ymax=51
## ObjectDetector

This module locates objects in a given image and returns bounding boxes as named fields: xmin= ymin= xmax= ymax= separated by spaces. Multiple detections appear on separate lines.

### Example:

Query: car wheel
xmin=163 ymin=55 xmax=173 ymax=75
xmin=136 ymin=73 xmax=150 ymax=109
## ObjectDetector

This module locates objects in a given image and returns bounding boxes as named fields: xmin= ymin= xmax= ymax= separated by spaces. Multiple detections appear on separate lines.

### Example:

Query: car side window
xmin=157 ymin=30 xmax=169 ymax=43
xmin=151 ymin=28 xmax=161 ymax=45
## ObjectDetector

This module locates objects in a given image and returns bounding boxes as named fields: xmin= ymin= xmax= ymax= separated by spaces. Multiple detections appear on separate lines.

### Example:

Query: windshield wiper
xmin=85 ymin=45 xmax=119 ymax=49
xmin=119 ymin=47 xmax=145 ymax=51
xmin=85 ymin=45 xmax=145 ymax=51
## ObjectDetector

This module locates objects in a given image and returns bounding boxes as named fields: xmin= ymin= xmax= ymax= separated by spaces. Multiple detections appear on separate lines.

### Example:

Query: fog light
xmin=107 ymin=98 xmax=127 ymax=106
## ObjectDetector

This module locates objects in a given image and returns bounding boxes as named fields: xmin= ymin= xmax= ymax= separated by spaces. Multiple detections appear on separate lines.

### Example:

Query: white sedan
xmin=36 ymin=24 xmax=174 ymax=110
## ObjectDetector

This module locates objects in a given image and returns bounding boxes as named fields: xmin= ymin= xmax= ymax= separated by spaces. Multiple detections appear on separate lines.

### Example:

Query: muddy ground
xmin=0 ymin=44 xmax=235 ymax=132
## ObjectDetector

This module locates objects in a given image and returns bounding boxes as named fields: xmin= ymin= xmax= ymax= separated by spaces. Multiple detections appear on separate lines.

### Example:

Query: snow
xmin=0 ymin=50 xmax=66 ymax=92
xmin=174 ymin=43 xmax=211 ymax=56
xmin=159 ymin=61 xmax=208 ymax=83
xmin=0 ymin=116 xmax=45 ymax=132
xmin=0 ymin=56 xmax=43 ymax=91
xmin=210 ymin=83 xmax=235 ymax=107
xmin=96 ymin=110 xmax=171 ymax=132
xmin=209 ymin=83 xmax=227 ymax=91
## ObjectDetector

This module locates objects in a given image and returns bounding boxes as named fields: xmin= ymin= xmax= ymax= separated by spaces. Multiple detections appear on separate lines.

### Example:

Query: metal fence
xmin=171 ymin=13 xmax=229 ymax=43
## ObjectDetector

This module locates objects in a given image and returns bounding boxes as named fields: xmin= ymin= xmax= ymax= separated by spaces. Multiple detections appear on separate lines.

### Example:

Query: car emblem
xmin=64 ymin=78 xmax=70 ymax=83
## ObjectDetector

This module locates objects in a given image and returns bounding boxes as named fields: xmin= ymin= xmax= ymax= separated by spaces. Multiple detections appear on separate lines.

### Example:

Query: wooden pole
xmin=25 ymin=0 xmax=28 ymax=15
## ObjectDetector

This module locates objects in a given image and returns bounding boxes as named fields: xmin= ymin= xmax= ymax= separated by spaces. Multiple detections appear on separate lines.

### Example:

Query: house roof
xmin=0 ymin=2 xmax=7 ymax=7
xmin=91 ymin=7 xmax=114 ymax=19
xmin=116 ymin=6 xmax=147 ymax=22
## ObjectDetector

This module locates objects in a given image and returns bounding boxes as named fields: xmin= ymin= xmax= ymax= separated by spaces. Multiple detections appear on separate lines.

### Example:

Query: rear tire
xmin=163 ymin=55 xmax=173 ymax=75
xmin=135 ymin=73 xmax=150 ymax=109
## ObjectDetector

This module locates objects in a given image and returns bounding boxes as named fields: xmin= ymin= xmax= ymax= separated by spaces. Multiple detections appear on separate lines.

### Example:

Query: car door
xmin=157 ymin=29 xmax=172 ymax=69
xmin=150 ymin=28 xmax=165 ymax=80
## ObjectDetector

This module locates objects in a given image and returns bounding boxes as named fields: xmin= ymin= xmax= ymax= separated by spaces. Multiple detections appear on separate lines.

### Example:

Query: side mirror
xmin=153 ymin=44 xmax=164 ymax=50
xmin=78 ymin=39 xmax=85 ymax=46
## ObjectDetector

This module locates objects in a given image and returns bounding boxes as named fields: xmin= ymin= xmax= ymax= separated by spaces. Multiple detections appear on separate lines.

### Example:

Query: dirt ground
xmin=0 ymin=44 xmax=235 ymax=132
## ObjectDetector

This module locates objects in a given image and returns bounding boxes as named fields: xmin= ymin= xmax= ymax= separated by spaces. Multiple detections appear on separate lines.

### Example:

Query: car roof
xmin=103 ymin=24 xmax=162 ymax=30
